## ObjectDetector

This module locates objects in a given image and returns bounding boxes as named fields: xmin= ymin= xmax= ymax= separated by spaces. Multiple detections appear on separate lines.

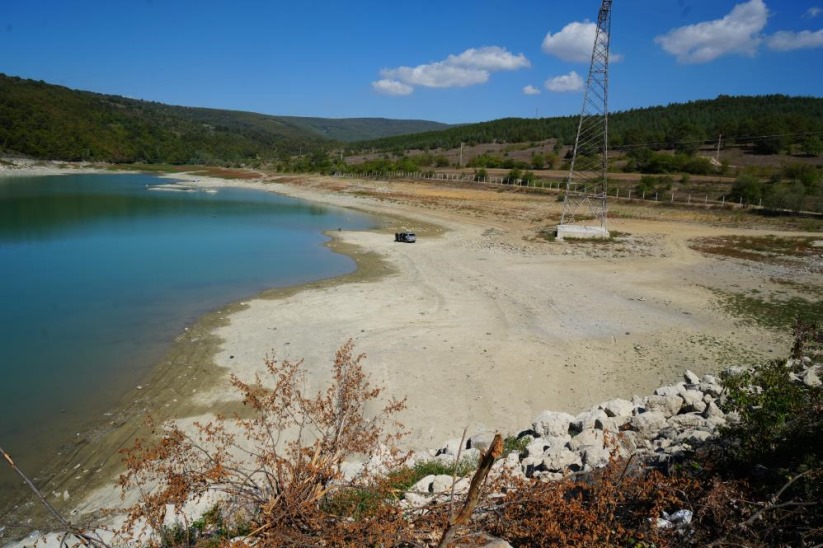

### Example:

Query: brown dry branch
xmin=740 ymin=469 xmax=820 ymax=529
xmin=482 ymin=454 xmax=697 ymax=547
xmin=0 ymin=445 xmax=110 ymax=547
xmin=437 ymin=433 xmax=503 ymax=548
xmin=118 ymin=340 xmax=410 ymax=545
xmin=445 ymin=425 xmax=470 ymax=524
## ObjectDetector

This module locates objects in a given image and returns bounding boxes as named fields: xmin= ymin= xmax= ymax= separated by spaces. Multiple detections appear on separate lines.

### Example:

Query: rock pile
xmin=405 ymin=354 xmax=821 ymax=507
xmin=517 ymin=369 xmax=727 ymax=480
xmin=413 ymin=369 xmax=726 ymax=494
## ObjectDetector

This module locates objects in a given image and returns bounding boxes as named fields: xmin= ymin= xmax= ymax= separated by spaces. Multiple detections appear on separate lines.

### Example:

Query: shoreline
xmin=3 ymin=164 xmax=813 ymax=538
xmin=0 ymin=166 xmax=419 ymax=534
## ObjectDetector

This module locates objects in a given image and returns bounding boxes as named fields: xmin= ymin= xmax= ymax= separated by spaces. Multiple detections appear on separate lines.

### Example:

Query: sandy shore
xmin=176 ymin=176 xmax=795 ymax=443
xmin=5 ymin=166 xmax=817 ymax=537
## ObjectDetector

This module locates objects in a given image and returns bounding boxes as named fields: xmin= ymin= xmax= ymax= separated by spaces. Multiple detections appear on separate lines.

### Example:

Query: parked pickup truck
xmin=394 ymin=232 xmax=416 ymax=243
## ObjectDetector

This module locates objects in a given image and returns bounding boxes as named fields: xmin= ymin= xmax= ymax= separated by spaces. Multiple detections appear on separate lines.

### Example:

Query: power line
xmin=611 ymin=129 xmax=823 ymax=152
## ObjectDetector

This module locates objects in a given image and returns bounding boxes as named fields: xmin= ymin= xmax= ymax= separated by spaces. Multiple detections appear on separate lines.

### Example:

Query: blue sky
xmin=1 ymin=0 xmax=821 ymax=124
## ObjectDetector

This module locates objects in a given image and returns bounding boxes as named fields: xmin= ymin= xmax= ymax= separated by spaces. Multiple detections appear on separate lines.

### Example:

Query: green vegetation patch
xmin=321 ymin=456 xmax=479 ymax=521
xmin=711 ymin=288 xmax=823 ymax=331
xmin=502 ymin=435 xmax=532 ymax=457
xmin=159 ymin=504 xmax=251 ymax=547
xmin=720 ymin=355 xmax=822 ymax=472
xmin=690 ymin=235 xmax=821 ymax=266
xmin=387 ymin=457 xmax=479 ymax=495
xmin=769 ymin=277 xmax=823 ymax=299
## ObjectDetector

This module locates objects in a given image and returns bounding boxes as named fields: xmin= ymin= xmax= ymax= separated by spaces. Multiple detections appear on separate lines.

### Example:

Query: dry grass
xmin=689 ymin=234 xmax=822 ymax=266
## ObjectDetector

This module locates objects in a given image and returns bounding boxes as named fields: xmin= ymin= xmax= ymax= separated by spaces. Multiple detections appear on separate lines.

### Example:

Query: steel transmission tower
xmin=559 ymin=0 xmax=613 ymax=237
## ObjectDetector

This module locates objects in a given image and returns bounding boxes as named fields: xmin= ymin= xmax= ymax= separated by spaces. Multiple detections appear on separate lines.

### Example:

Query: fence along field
xmin=333 ymin=170 xmax=823 ymax=215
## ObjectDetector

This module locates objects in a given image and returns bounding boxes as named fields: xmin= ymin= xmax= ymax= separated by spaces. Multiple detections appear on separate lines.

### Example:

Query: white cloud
xmin=545 ymin=71 xmax=584 ymax=93
xmin=380 ymin=64 xmax=489 ymax=88
xmin=523 ymin=84 xmax=541 ymax=95
xmin=804 ymin=7 xmax=822 ymax=18
xmin=654 ymin=0 xmax=769 ymax=63
xmin=374 ymin=46 xmax=529 ymax=94
xmin=446 ymin=46 xmax=530 ymax=70
xmin=542 ymin=21 xmax=597 ymax=62
xmin=372 ymin=79 xmax=414 ymax=96
xmin=767 ymin=29 xmax=823 ymax=50
xmin=541 ymin=20 xmax=622 ymax=63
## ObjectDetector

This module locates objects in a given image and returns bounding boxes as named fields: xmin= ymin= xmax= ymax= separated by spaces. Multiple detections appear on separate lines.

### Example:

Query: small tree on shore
xmin=118 ymin=341 xmax=409 ymax=544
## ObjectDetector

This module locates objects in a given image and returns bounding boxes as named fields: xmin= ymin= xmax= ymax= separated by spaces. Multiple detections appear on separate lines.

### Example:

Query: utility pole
xmin=716 ymin=134 xmax=722 ymax=162
xmin=558 ymin=0 xmax=613 ymax=238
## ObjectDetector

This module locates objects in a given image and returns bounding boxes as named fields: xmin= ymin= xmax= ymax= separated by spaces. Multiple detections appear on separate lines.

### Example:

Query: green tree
xmin=801 ymin=136 xmax=823 ymax=157
xmin=503 ymin=168 xmax=522 ymax=184
xmin=730 ymin=174 xmax=764 ymax=204
xmin=753 ymin=118 xmax=787 ymax=155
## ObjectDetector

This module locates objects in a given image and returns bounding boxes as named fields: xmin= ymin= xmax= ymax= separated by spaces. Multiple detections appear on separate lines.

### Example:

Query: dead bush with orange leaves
xmin=481 ymin=456 xmax=700 ymax=547
xmin=118 ymin=340 xmax=412 ymax=545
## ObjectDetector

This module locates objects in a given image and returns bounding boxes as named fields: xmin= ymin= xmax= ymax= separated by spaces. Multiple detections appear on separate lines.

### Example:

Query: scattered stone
xmin=668 ymin=414 xmax=710 ymax=430
xmin=567 ymin=428 xmax=604 ymax=452
xmin=532 ymin=410 xmax=575 ymax=438
xmin=540 ymin=447 xmax=581 ymax=473
xmin=698 ymin=379 xmax=723 ymax=397
xmin=644 ymin=395 xmax=683 ymax=418
xmin=802 ymin=367 xmax=821 ymax=387
xmin=430 ymin=475 xmax=459 ymax=494
xmin=582 ymin=444 xmax=611 ymax=469
xmin=600 ymin=398 xmax=634 ymax=418
xmin=410 ymin=474 xmax=437 ymax=494
xmin=339 ymin=461 xmax=364 ymax=481
xmin=403 ymin=491 xmax=429 ymax=508
xmin=524 ymin=439 xmax=552 ymax=459
xmin=595 ymin=415 xmax=629 ymax=432
xmin=614 ymin=431 xmax=640 ymax=458
xmin=467 ymin=432 xmax=496 ymax=452
xmin=434 ymin=438 xmax=462 ymax=457
xmin=676 ymin=429 xmax=712 ymax=445
xmin=629 ymin=411 xmax=668 ymax=437
xmin=654 ymin=383 xmax=685 ymax=398
xmin=572 ymin=409 xmax=608 ymax=432
xmin=703 ymin=401 xmax=725 ymax=420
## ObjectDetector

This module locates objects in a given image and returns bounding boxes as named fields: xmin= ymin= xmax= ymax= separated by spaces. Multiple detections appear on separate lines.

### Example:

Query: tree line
xmin=351 ymin=94 xmax=823 ymax=157
xmin=0 ymin=74 xmax=332 ymax=164
xmin=3 ymin=73 xmax=822 ymax=173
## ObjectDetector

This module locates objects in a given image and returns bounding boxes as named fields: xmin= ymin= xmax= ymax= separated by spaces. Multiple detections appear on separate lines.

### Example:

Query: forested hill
xmin=352 ymin=95 xmax=823 ymax=155
xmin=0 ymin=74 xmax=448 ymax=164
xmin=3 ymin=72 xmax=821 ymax=165
xmin=276 ymin=116 xmax=450 ymax=142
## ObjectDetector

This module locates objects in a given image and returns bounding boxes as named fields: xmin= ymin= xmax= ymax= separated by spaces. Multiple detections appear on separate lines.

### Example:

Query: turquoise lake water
xmin=0 ymin=173 xmax=377 ymax=503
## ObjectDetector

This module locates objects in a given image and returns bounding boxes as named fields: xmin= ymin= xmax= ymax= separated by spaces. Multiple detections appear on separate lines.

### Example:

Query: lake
xmin=0 ymin=173 xmax=378 ymax=507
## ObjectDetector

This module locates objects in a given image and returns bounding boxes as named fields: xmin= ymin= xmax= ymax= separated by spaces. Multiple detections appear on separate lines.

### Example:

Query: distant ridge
xmin=2 ymin=72 xmax=822 ymax=166
xmin=0 ymin=74 xmax=449 ymax=164
xmin=352 ymin=94 xmax=823 ymax=155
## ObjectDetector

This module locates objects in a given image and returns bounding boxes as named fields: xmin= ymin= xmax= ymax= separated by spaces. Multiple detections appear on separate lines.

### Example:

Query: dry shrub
xmin=118 ymin=340 xmax=411 ymax=545
xmin=114 ymin=328 xmax=822 ymax=546
xmin=685 ymin=467 xmax=823 ymax=547
xmin=482 ymin=458 xmax=698 ymax=547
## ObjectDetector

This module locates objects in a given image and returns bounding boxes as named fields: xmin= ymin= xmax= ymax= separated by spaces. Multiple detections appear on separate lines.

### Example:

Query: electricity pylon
xmin=559 ymin=0 xmax=613 ymax=236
